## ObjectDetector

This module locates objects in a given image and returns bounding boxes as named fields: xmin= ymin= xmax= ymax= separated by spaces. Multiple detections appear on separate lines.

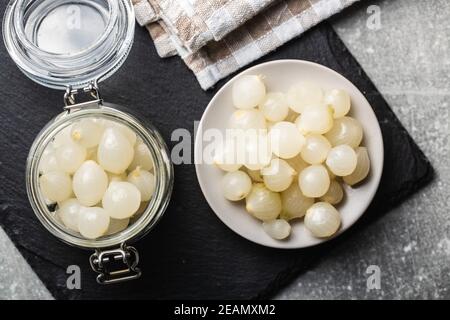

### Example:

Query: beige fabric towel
xmin=134 ymin=0 xmax=359 ymax=89
xmin=134 ymin=0 xmax=275 ymax=55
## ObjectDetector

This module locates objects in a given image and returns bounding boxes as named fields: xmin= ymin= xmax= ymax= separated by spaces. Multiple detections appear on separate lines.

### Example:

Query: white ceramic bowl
xmin=194 ymin=60 xmax=384 ymax=249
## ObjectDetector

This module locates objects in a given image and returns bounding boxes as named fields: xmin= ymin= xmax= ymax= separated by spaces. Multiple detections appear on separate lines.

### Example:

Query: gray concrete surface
xmin=277 ymin=0 xmax=450 ymax=299
xmin=0 ymin=0 xmax=449 ymax=300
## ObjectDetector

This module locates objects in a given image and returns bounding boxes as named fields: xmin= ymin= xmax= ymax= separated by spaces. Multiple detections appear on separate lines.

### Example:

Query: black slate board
xmin=0 ymin=11 xmax=433 ymax=299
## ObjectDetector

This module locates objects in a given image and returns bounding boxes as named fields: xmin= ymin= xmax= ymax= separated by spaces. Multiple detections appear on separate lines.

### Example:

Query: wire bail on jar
xmin=89 ymin=243 xmax=141 ymax=284
xmin=64 ymin=81 xmax=102 ymax=107
xmin=63 ymin=81 xmax=104 ymax=115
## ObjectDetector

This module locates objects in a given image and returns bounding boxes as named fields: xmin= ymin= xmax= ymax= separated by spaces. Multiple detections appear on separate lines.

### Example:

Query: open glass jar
xmin=3 ymin=0 xmax=174 ymax=284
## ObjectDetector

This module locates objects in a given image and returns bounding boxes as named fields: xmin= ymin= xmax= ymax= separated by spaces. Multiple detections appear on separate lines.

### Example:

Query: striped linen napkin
xmin=134 ymin=0 xmax=359 ymax=89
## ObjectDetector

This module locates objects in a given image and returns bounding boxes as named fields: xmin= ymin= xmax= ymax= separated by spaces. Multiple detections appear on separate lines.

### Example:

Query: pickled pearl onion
xmin=221 ymin=170 xmax=252 ymax=201
xmin=298 ymin=164 xmax=330 ymax=198
xmin=40 ymin=171 xmax=72 ymax=203
xmin=232 ymin=75 xmax=266 ymax=109
xmin=78 ymin=207 xmax=110 ymax=239
xmin=73 ymin=160 xmax=108 ymax=206
xmin=97 ymin=127 xmax=134 ymax=174
xmin=55 ymin=141 xmax=87 ymax=174
xmin=102 ymin=182 xmax=141 ymax=219
xmin=57 ymin=198 xmax=83 ymax=232
xmin=71 ymin=118 xmax=104 ymax=148
xmin=304 ymin=202 xmax=341 ymax=238
xmin=325 ymin=145 xmax=357 ymax=176
xmin=245 ymin=183 xmax=282 ymax=221
xmin=127 ymin=167 xmax=156 ymax=202
xmin=262 ymin=219 xmax=291 ymax=240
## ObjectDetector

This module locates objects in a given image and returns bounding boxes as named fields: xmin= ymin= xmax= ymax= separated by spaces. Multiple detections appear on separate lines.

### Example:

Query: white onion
xmin=343 ymin=147 xmax=371 ymax=186
xmin=71 ymin=118 xmax=104 ymax=148
xmin=128 ymin=141 xmax=154 ymax=171
xmin=287 ymin=82 xmax=323 ymax=113
xmin=232 ymin=75 xmax=266 ymax=109
xmin=295 ymin=105 xmax=334 ymax=135
xmin=243 ymin=132 xmax=272 ymax=170
xmin=245 ymin=183 xmax=282 ymax=221
xmin=52 ymin=125 xmax=73 ymax=148
xmin=298 ymin=164 xmax=330 ymax=198
xmin=325 ymin=116 xmax=363 ymax=148
xmin=258 ymin=92 xmax=289 ymax=122
xmin=221 ymin=170 xmax=252 ymax=201
xmin=55 ymin=141 xmax=87 ymax=174
xmin=269 ymin=121 xmax=305 ymax=159
xmin=229 ymin=109 xmax=267 ymax=131
xmin=39 ymin=146 xmax=61 ymax=174
xmin=40 ymin=171 xmax=72 ymax=203
xmin=326 ymin=145 xmax=357 ymax=176
xmin=102 ymin=182 xmax=141 ymax=219
xmin=106 ymin=218 xmax=130 ymax=235
xmin=320 ymin=180 xmax=344 ymax=205
xmin=108 ymin=122 xmax=137 ymax=146
xmin=97 ymin=127 xmax=134 ymax=174
xmin=280 ymin=183 xmax=314 ymax=220
xmin=262 ymin=219 xmax=291 ymax=240
xmin=213 ymin=138 xmax=243 ymax=172
xmin=78 ymin=207 xmax=110 ymax=239
xmin=304 ymin=202 xmax=341 ymax=238
xmin=56 ymin=198 xmax=82 ymax=232
xmin=324 ymin=89 xmax=351 ymax=118
xmin=300 ymin=134 xmax=331 ymax=164
xmin=73 ymin=160 xmax=108 ymax=206
xmin=127 ymin=167 xmax=156 ymax=201
xmin=261 ymin=158 xmax=296 ymax=192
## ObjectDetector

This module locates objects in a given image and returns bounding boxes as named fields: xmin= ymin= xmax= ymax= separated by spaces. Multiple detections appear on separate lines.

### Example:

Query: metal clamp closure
xmin=89 ymin=243 xmax=142 ymax=285
xmin=64 ymin=81 xmax=102 ymax=112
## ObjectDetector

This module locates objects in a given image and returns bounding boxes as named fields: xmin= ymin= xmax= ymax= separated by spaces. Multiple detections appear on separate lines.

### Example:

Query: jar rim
xmin=3 ymin=0 xmax=135 ymax=90
xmin=26 ymin=105 xmax=174 ymax=249
xmin=12 ymin=0 xmax=119 ymax=60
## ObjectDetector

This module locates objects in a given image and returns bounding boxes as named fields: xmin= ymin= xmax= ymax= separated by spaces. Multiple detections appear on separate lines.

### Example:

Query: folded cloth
xmin=134 ymin=0 xmax=276 ymax=55
xmin=134 ymin=0 xmax=359 ymax=89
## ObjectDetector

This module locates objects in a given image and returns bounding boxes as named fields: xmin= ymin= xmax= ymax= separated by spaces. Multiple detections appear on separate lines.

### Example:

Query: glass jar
xmin=3 ymin=0 xmax=174 ymax=284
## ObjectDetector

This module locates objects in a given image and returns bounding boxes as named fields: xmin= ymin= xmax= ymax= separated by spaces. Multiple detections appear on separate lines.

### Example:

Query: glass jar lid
xmin=3 ymin=0 xmax=135 ymax=90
